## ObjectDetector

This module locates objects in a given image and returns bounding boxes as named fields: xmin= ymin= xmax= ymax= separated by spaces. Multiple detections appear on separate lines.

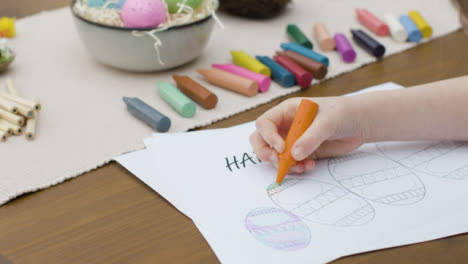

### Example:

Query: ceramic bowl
xmin=71 ymin=0 xmax=217 ymax=72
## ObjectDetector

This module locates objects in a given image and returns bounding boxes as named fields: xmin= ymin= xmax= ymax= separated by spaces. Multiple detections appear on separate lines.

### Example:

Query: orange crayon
xmin=276 ymin=99 xmax=319 ymax=184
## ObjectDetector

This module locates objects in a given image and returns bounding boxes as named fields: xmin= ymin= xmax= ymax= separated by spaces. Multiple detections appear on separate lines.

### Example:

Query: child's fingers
xmin=249 ymin=131 xmax=276 ymax=162
xmin=255 ymin=117 xmax=284 ymax=153
xmin=269 ymin=158 xmax=315 ymax=174
xmin=292 ymin=111 xmax=336 ymax=161
xmin=255 ymin=100 xmax=299 ymax=153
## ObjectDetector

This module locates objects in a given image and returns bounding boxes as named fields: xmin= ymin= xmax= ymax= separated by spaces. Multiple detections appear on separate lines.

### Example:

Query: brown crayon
xmin=173 ymin=75 xmax=218 ymax=109
xmin=196 ymin=68 xmax=258 ymax=97
xmin=276 ymin=50 xmax=328 ymax=79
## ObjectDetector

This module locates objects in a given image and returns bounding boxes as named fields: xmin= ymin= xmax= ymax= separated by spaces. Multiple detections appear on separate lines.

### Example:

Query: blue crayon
xmin=256 ymin=56 xmax=296 ymax=88
xmin=123 ymin=97 xmax=171 ymax=132
xmin=399 ymin=15 xmax=422 ymax=42
xmin=280 ymin=42 xmax=329 ymax=67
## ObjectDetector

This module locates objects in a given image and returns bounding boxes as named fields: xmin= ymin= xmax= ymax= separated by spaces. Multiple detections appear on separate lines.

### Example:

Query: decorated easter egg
xmin=87 ymin=0 xmax=127 ymax=9
xmin=245 ymin=207 xmax=311 ymax=251
xmin=328 ymin=151 xmax=426 ymax=205
xmin=268 ymin=178 xmax=375 ymax=226
xmin=166 ymin=0 xmax=203 ymax=13
xmin=121 ymin=0 xmax=167 ymax=28
xmin=377 ymin=141 xmax=468 ymax=180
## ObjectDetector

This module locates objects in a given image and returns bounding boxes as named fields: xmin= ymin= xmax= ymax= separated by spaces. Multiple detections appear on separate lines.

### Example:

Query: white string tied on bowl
xmin=131 ymin=27 xmax=168 ymax=66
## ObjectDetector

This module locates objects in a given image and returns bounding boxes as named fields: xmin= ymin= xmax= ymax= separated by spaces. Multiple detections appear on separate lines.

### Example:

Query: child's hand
xmin=250 ymin=97 xmax=365 ymax=173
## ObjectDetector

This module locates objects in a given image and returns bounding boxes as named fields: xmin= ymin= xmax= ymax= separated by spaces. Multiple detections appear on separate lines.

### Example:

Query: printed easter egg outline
xmin=267 ymin=178 xmax=375 ymax=227
xmin=328 ymin=151 xmax=426 ymax=206
xmin=376 ymin=141 xmax=468 ymax=180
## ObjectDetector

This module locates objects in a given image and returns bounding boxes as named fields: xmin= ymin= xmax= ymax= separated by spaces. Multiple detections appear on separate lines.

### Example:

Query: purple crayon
xmin=334 ymin=33 xmax=356 ymax=63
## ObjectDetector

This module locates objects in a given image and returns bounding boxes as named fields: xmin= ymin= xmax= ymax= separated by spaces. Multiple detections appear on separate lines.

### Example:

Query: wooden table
xmin=1 ymin=1 xmax=468 ymax=263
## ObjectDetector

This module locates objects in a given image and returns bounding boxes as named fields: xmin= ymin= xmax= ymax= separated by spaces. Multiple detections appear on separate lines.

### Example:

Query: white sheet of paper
xmin=116 ymin=83 xmax=468 ymax=263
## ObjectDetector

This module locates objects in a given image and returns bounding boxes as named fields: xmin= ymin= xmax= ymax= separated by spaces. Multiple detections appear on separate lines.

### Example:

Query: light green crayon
xmin=158 ymin=82 xmax=196 ymax=118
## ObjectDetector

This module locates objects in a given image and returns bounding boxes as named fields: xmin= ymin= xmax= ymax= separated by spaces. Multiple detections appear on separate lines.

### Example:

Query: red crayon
xmin=273 ymin=55 xmax=313 ymax=88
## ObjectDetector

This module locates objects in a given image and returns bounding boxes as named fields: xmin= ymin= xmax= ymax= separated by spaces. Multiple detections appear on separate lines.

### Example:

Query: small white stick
xmin=15 ymin=103 xmax=34 ymax=119
xmin=0 ymin=108 xmax=24 ymax=126
xmin=0 ymin=92 xmax=41 ymax=112
xmin=25 ymin=116 xmax=36 ymax=140
xmin=0 ymin=119 xmax=22 ymax=135
xmin=6 ymin=77 xmax=19 ymax=96
xmin=0 ymin=130 xmax=7 ymax=142
xmin=0 ymin=96 xmax=18 ymax=113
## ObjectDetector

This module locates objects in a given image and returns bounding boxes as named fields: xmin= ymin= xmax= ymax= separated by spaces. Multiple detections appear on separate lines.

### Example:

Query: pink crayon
xmin=212 ymin=63 xmax=271 ymax=93
xmin=356 ymin=9 xmax=389 ymax=36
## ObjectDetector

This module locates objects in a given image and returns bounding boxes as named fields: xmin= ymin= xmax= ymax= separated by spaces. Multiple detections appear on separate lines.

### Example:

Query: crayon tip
xmin=276 ymin=158 xmax=295 ymax=184
xmin=123 ymin=97 xmax=133 ymax=105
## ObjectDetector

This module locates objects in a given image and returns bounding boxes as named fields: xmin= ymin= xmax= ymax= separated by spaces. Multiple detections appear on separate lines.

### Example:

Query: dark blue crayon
xmin=280 ymin=42 xmax=330 ymax=67
xmin=399 ymin=15 xmax=422 ymax=42
xmin=123 ymin=97 xmax=171 ymax=132
xmin=351 ymin=29 xmax=386 ymax=58
xmin=256 ymin=56 xmax=296 ymax=88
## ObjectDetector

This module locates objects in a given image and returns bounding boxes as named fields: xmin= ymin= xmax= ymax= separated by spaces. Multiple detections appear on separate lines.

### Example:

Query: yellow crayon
xmin=408 ymin=11 xmax=432 ymax=38
xmin=230 ymin=50 xmax=271 ymax=77
xmin=0 ymin=17 xmax=16 ymax=38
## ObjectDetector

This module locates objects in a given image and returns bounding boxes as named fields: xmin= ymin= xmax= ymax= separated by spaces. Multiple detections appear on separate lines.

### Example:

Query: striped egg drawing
xmin=377 ymin=141 xmax=468 ymax=180
xmin=267 ymin=178 xmax=375 ymax=226
xmin=328 ymin=152 xmax=425 ymax=205
xmin=245 ymin=207 xmax=311 ymax=251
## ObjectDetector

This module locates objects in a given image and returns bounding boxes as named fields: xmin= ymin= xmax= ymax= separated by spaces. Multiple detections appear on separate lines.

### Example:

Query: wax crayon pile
xmin=73 ymin=0 xmax=217 ymax=29
xmin=124 ymin=8 xmax=433 ymax=132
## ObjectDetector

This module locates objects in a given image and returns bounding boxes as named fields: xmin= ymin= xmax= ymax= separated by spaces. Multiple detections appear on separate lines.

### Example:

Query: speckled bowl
xmin=71 ymin=0 xmax=217 ymax=72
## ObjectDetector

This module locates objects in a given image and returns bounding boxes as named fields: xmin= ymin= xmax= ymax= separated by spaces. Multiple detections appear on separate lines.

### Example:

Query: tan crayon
xmin=25 ymin=117 xmax=36 ymax=140
xmin=0 ymin=96 xmax=18 ymax=114
xmin=276 ymin=50 xmax=328 ymax=79
xmin=0 ymin=119 xmax=22 ymax=135
xmin=313 ymin=23 xmax=335 ymax=51
xmin=0 ymin=130 xmax=7 ymax=142
xmin=0 ymin=92 xmax=41 ymax=112
xmin=173 ymin=75 xmax=218 ymax=109
xmin=0 ymin=108 xmax=24 ymax=126
xmin=196 ymin=68 xmax=258 ymax=97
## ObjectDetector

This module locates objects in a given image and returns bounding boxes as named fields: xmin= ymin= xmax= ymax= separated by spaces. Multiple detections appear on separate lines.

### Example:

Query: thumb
xmin=291 ymin=113 xmax=335 ymax=161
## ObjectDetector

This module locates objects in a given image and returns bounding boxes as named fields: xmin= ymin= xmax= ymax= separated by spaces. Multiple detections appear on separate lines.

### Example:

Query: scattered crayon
xmin=273 ymin=55 xmax=313 ymax=88
xmin=313 ymin=23 xmax=335 ymax=51
xmin=334 ymin=33 xmax=356 ymax=63
xmin=276 ymin=50 xmax=327 ymax=79
xmin=212 ymin=63 xmax=271 ymax=93
xmin=230 ymin=50 xmax=271 ymax=77
xmin=276 ymin=99 xmax=319 ymax=184
xmin=399 ymin=15 xmax=422 ymax=42
xmin=408 ymin=10 xmax=432 ymax=38
xmin=286 ymin=24 xmax=313 ymax=49
xmin=384 ymin=13 xmax=408 ymax=42
xmin=355 ymin=9 xmax=389 ymax=36
xmin=172 ymin=75 xmax=218 ymax=110
xmin=280 ymin=42 xmax=329 ymax=67
xmin=123 ymin=97 xmax=171 ymax=132
xmin=158 ymin=82 xmax=196 ymax=118
xmin=197 ymin=68 xmax=258 ymax=97
xmin=351 ymin=29 xmax=385 ymax=58
xmin=255 ymin=56 xmax=296 ymax=88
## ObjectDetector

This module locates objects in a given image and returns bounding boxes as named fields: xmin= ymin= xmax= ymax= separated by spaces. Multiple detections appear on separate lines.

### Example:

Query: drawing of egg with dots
xmin=245 ymin=207 xmax=311 ymax=251
xmin=328 ymin=152 xmax=426 ymax=205
xmin=87 ymin=0 xmax=127 ymax=9
xmin=267 ymin=179 xmax=375 ymax=226
xmin=377 ymin=141 xmax=468 ymax=180
xmin=121 ymin=0 xmax=167 ymax=28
